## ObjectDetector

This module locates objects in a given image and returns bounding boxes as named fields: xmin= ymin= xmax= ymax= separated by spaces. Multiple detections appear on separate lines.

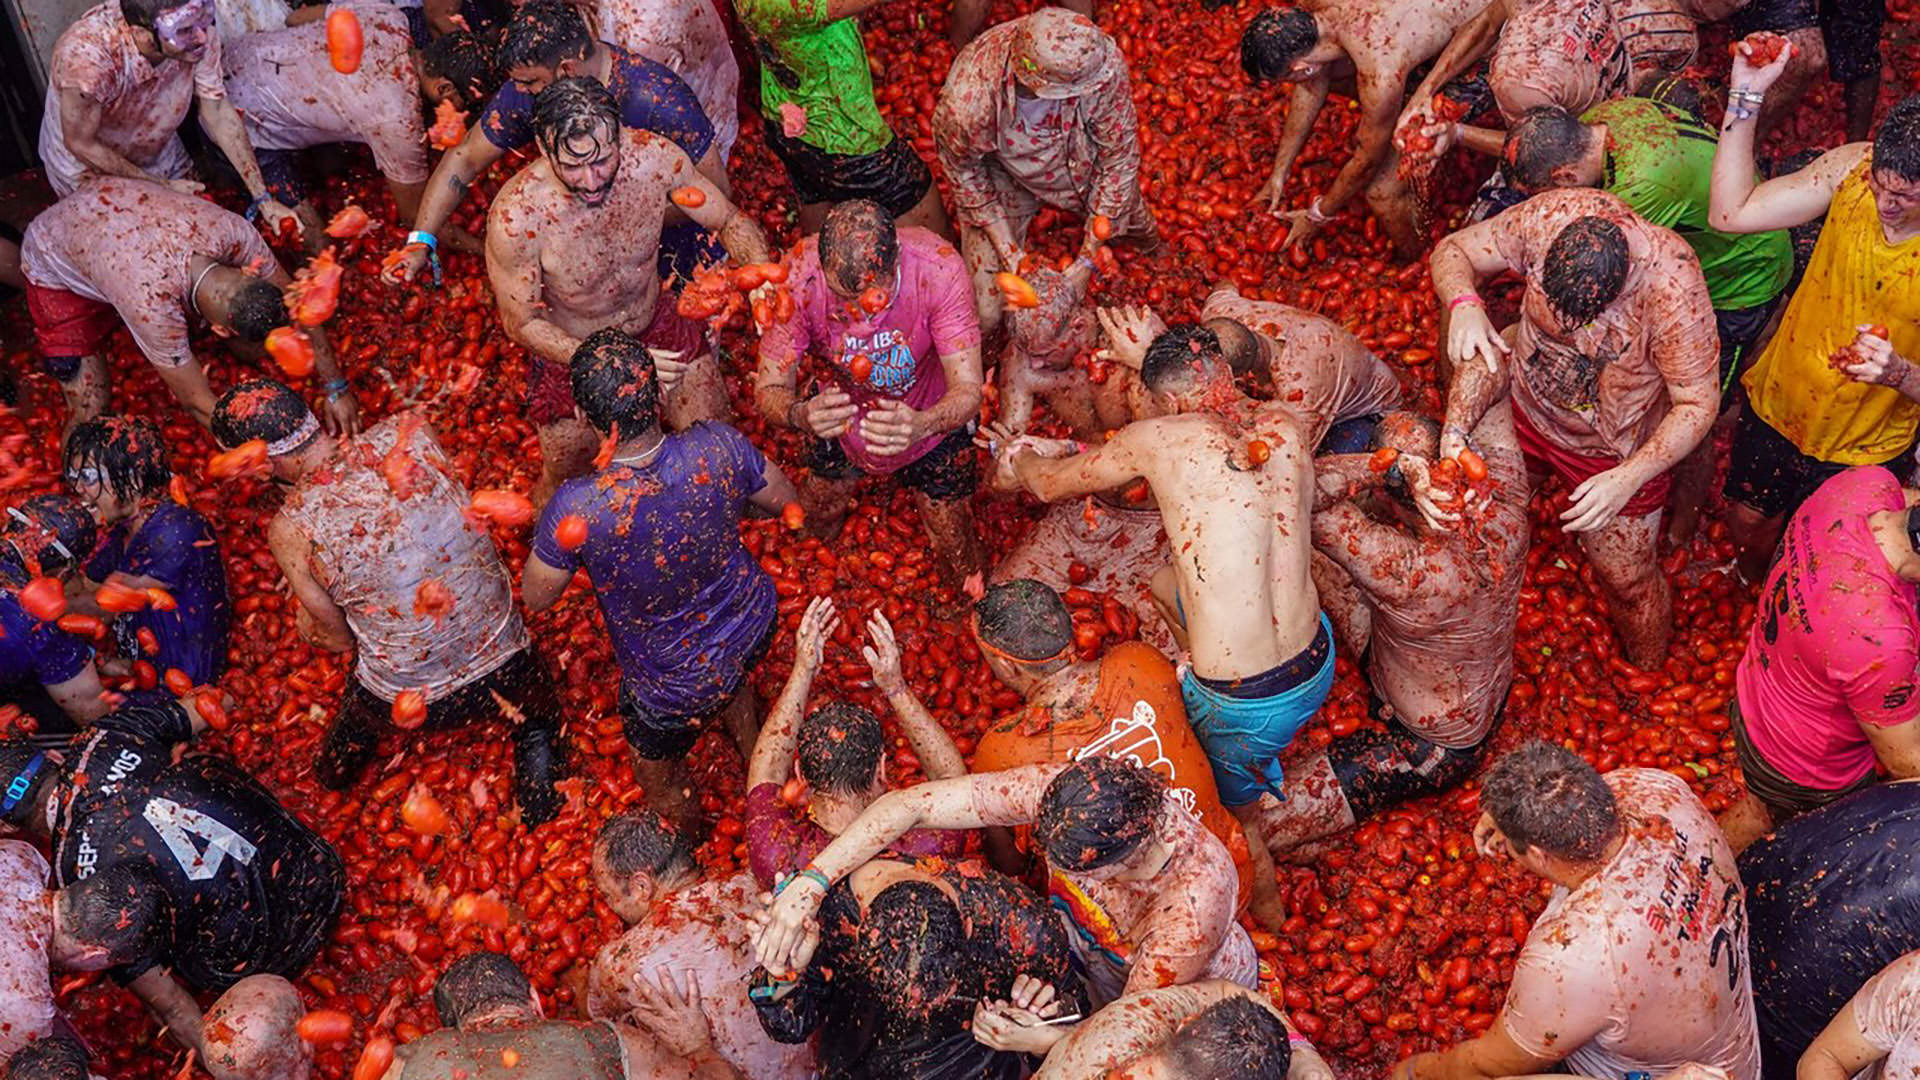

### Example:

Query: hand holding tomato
xmin=1253 ymin=164 xmax=1290 ymax=214
xmin=793 ymin=596 xmax=840 ymax=678
xmin=254 ymin=198 xmax=298 ymax=238
xmin=381 ymin=243 xmax=432 ymax=285
xmin=859 ymin=399 xmax=921 ymax=457
xmin=796 ymin=389 xmax=858 ymax=439
xmin=1835 ymin=324 xmax=1907 ymax=387
xmin=862 ymin=609 xmax=907 ymax=696
xmin=1730 ymin=32 xmax=1796 ymax=94
xmin=1396 ymin=453 xmax=1457 ymax=531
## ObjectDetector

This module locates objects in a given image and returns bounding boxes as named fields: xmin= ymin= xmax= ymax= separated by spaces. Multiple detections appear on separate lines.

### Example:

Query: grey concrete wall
xmin=5 ymin=0 xmax=96 ymax=91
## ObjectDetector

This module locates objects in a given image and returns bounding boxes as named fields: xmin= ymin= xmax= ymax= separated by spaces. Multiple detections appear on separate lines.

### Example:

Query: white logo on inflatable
xmin=1072 ymin=702 xmax=1202 ymax=821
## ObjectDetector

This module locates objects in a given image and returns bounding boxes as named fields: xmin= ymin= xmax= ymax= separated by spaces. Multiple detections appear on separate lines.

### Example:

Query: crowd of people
xmin=0 ymin=0 xmax=1916 ymax=1072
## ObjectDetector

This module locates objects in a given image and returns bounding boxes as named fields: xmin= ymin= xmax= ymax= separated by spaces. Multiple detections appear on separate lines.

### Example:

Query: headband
xmin=6 ymin=506 xmax=73 ymax=562
xmin=266 ymin=413 xmax=321 ymax=457
xmin=969 ymin=610 xmax=1073 ymax=667
xmin=2 ymin=753 xmax=46 ymax=815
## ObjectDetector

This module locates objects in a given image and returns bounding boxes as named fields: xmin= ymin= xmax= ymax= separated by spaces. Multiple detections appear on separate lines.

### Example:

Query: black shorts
xmin=1733 ymin=0 xmax=1819 ymax=33
xmin=1723 ymin=407 xmax=1857 ymax=520
xmin=622 ymin=620 xmax=775 ymax=760
xmin=334 ymin=648 xmax=563 ymax=736
xmin=1328 ymin=695 xmax=1496 ymax=819
xmin=1821 ymin=0 xmax=1886 ymax=81
xmin=1731 ymin=697 xmax=1878 ymax=819
xmin=762 ymin=117 xmax=932 ymax=218
xmin=1715 ymin=297 xmax=1782 ymax=405
xmin=806 ymin=423 xmax=980 ymax=501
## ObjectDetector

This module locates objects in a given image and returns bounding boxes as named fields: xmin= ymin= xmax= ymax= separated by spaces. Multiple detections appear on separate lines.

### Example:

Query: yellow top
xmin=1744 ymin=160 xmax=1920 ymax=465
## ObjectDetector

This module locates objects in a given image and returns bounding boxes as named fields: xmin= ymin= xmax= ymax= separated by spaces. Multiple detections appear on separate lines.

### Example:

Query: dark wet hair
xmin=1504 ymin=106 xmax=1593 ymax=192
xmin=1874 ymin=94 xmax=1920 ymax=184
xmin=533 ymin=76 xmax=619 ymax=162
xmin=857 ymin=880 xmax=967 ymax=1014
xmin=120 ymin=0 xmax=192 ymax=31
xmin=818 ymin=200 xmax=899 ymax=296
xmin=65 ymin=416 xmax=171 ymax=504
xmin=434 ymin=951 xmax=534 ymax=1027
xmin=498 ymin=0 xmax=592 ymax=73
xmin=1141 ymin=324 xmax=1226 ymax=392
xmin=796 ymin=702 xmax=884 ymax=797
xmin=60 ymin=862 xmax=167 ymax=964
xmin=570 ymin=328 xmax=660 ymax=436
xmin=1541 ymin=216 xmax=1628 ymax=327
xmin=1033 ymin=757 xmax=1163 ymax=872
xmin=5 ymin=1034 xmax=92 ymax=1080
xmin=1481 ymin=739 xmax=1620 ymax=862
xmin=1240 ymin=9 xmax=1319 ymax=82
xmin=1640 ymin=75 xmax=1707 ymax=121
xmin=226 ymin=278 xmax=289 ymax=343
xmin=422 ymin=29 xmax=503 ymax=111
xmin=1166 ymin=997 xmax=1292 ymax=1080
xmin=211 ymin=379 xmax=314 ymax=453
xmin=597 ymin=810 xmax=692 ymax=880
xmin=2 ymin=494 xmax=98 ymax=578
xmin=974 ymin=579 xmax=1073 ymax=662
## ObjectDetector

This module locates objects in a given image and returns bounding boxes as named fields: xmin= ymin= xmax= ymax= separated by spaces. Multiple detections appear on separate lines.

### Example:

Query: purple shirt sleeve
xmin=530 ymin=482 xmax=587 ymax=573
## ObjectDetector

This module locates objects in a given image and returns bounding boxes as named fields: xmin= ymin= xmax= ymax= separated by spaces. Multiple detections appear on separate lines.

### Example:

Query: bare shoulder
xmin=1804 ymin=142 xmax=1873 ymax=186
xmin=485 ymin=164 xmax=553 ymax=235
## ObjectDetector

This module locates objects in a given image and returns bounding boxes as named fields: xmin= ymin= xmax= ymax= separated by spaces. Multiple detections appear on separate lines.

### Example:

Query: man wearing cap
xmin=0 ymin=495 xmax=109 ymax=728
xmin=19 ymin=177 xmax=360 ymax=434
xmin=38 ymin=0 xmax=296 ymax=236
xmin=1717 ymin=466 xmax=1920 ymax=852
xmin=0 ymin=693 xmax=337 ymax=1080
xmin=934 ymin=8 xmax=1151 ymax=334
xmin=208 ymin=379 xmax=568 ymax=825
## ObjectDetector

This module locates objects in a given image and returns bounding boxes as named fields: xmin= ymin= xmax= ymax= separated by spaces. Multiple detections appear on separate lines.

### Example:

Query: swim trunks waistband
xmin=1195 ymin=619 xmax=1333 ymax=699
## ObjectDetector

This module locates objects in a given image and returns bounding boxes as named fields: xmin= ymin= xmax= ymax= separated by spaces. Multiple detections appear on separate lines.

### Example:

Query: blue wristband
xmin=323 ymin=378 xmax=351 ymax=400
xmin=779 ymin=866 xmax=831 ymax=895
xmin=406 ymin=230 xmax=438 ymax=251
xmin=244 ymin=192 xmax=275 ymax=222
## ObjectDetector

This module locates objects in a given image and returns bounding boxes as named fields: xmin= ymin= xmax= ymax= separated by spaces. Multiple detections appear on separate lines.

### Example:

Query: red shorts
xmin=1512 ymin=402 xmax=1670 ymax=519
xmin=524 ymin=297 xmax=707 ymax=426
xmin=26 ymin=282 xmax=117 ymax=369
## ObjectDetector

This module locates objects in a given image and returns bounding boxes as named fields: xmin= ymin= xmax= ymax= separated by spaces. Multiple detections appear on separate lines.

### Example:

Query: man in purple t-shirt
xmin=523 ymin=329 xmax=800 ymax=826
xmin=754 ymin=199 xmax=987 ymax=577
xmin=1721 ymin=466 xmax=1920 ymax=852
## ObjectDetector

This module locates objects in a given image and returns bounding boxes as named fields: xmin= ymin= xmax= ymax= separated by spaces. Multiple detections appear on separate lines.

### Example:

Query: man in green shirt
xmin=1504 ymin=95 xmax=1794 ymax=542
xmin=733 ymin=0 xmax=951 ymax=236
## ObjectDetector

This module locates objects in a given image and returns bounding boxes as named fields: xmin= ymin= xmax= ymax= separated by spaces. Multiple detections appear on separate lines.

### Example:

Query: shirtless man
xmin=1031 ymin=981 xmax=1333 ymax=1080
xmin=758 ymin=757 xmax=1255 ymax=1012
xmin=1433 ymin=188 xmax=1717 ymax=668
xmin=1239 ymin=0 xmax=1495 ymax=256
xmin=20 ymin=176 xmax=358 ymax=433
xmin=586 ymin=813 xmax=815 ymax=1079
xmin=985 ymin=323 xmax=1330 ymax=925
xmin=1195 ymin=286 xmax=1403 ymax=449
xmin=390 ymin=951 xmax=738 ymax=1080
xmin=485 ymin=77 xmax=771 ymax=502
xmin=210 ymin=379 xmax=566 ymax=823
xmin=37 ymin=0 xmax=296 ymax=236
xmin=1256 ymin=406 xmax=1528 ymax=859
xmin=1392 ymin=741 xmax=1759 ymax=1080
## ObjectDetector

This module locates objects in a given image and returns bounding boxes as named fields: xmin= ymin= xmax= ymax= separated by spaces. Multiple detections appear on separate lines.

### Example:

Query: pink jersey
xmin=1738 ymin=467 xmax=1920 ymax=790
xmin=759 ymin=228 xmax=982 ymax=476
xmin=592 ymin=0 xmax=740 ymax=161
xmin=1849 ymin=950 xmax=1920 ymax=1079
xmin=38 ymin=1 xmax=227 ymax=196
xmin=278 ymin=414 xmax=529 ymax=701
xmin=222 ymin=2 xmax=428 ymax=184
xmin=0 ymin=841 xmax=57 ymax=1062
xmin=20 ymin=177 xmax=274 ymax=369
xmin=1501 ymin=769 xmax=1759 ymax=1080
xmin=587 ymin=873 xmax=814 ymax=1079
xmin=1200 ymin=285 xmax=1403 ymax=444
xmin=968 ymin=764 xmax=1256 ymax=1006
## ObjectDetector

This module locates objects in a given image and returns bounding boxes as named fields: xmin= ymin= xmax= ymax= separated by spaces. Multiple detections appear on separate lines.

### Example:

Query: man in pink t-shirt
xmin=754 ymin=199 xmax=987 ymax=576
xmin=221 ymin=2 xmax=430 ymax=242
xmin=1394 ymin=741 xmax=1760 ymax=1080
xmin=1722 ymin=466 xmax=1920 ymax=852
xmin=19 ymin=177 xmax=360 ymax=434
xmin=38 ymin=0 xmax=295 ymax=237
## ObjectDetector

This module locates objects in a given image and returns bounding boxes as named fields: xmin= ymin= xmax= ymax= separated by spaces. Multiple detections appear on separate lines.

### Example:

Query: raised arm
xmin=669 ymin=152 xmax=772 ymax=266
xmin=1006 ymin=423 xmax=1151 ymax=504
xmin=863 ymin=610 xmax=967 ymax=781
xmin=1711 ymin=48 xmax=1864 ymax=233
xmin=746 ymin=596 xmax=840 ymax=790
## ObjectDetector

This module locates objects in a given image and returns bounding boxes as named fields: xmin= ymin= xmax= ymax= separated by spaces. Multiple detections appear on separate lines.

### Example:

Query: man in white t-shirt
xmin=0 ymin=840 xmax=59 ymax=1065
xmin=1801 ymin=950 xmax=1920 ymax=1079
xmin=1392 ymin=740 xmax=1760 ymax=1080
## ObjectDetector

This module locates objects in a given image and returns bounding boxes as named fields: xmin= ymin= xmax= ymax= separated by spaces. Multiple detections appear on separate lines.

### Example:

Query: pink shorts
xmin=524 ymin=298 xmax=707 ymax=426
xmin=1513 ymin=402 xmax=1671 ymax=518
